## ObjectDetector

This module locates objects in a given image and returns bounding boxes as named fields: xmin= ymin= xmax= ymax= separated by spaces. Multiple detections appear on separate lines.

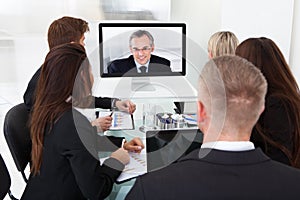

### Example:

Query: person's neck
xmin=203 ymin=131 xmax=251 ymax=143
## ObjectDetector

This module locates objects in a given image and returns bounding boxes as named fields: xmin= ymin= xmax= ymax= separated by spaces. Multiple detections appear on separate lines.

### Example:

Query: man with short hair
xmin=107 ymin=30 xmax=171 ymax=75
xmin=126 ymin=55 xmax=300 ymax=200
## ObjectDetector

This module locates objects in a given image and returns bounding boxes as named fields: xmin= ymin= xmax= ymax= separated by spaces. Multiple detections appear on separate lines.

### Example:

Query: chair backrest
xmin=3 ymin=103 xmax=31 ymax=183
xmin=0 ymin=154 xmax=11 ymax=199
xmin=0 ymin=154 xmax=18 ymax=200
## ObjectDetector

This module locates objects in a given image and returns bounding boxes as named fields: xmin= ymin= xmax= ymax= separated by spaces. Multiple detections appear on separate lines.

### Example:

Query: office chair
xmin=3 ymin=103 xmax=31 ymax=183
xmin=0 ymin=154 xmax=18 ymax=200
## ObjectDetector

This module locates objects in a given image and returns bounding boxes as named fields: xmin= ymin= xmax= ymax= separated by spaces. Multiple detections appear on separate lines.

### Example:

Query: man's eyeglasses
xmin=132 ymin=46 xmax=152 ymax=52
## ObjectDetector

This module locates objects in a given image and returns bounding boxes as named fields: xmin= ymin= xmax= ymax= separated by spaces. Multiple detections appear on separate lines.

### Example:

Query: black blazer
xmin=23 ymin=67 xmax=114 ymax=111
xmin=21 ymin=109 xmax=124 ymax=200
xmin=107 ymin=55 xmax=171 ymax=75
xmin=126 ymin=148 xmax=300 ymax=200
xmin=251 ymin=96 xmax=294 ymax=166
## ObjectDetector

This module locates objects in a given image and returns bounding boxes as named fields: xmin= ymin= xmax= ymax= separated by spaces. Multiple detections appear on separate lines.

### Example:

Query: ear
xmin=208 ymin=50 xmax=213 ymax=59
xmin=197 ymin=101 xmax=206 ymax=123
xmin=129 ymin=46 xmax=133 ymax=54
xmin=151 ymin=45 xmax=155 ymax=52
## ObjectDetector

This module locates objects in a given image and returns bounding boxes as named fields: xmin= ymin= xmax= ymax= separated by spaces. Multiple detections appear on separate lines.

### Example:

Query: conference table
xmin=97 ymin=98 xmax=202 ymax=200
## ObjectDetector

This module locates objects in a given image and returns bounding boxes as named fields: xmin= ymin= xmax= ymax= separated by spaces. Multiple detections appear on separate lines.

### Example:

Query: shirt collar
xmin=135 ymin=60 xmax=150 ymax=73
xmin=201 ymin=141 xmax=255 ymax=151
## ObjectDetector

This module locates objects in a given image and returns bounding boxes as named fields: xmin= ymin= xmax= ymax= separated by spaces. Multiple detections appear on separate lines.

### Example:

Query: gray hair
xmin=129 ymin=30 xmax=154 ymax=47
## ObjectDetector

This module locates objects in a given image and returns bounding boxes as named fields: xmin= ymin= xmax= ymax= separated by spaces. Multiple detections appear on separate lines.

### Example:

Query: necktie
xmin=139 ymin=66 xmax=147 ymax=73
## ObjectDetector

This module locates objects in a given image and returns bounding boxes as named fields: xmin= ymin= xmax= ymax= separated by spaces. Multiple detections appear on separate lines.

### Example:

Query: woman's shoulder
xmin=55 ymin=108 xmax=90 ymax=127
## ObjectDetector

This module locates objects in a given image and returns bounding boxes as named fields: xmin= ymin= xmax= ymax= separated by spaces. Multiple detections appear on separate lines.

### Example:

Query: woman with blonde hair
xmin=208 ymin=31 xmax=239 ymax=59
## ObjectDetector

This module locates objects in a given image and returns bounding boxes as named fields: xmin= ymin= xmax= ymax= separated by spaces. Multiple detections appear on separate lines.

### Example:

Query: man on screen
xmin=107 ymin=30 xmax=171 ymax=75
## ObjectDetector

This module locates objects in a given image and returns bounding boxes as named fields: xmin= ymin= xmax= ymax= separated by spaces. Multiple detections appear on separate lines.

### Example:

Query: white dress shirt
xmin=135 ymin=60 xmax=150 ymax=73
xmin=201 ymin=141 xmax=255 ymax=151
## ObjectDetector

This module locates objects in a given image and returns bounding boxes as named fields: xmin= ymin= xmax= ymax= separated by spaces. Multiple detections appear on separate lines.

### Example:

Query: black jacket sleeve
xmin=62 ymin=109 xmax=125 ymax=199
xmin=24 ymin=67 xmax=116 ymax=111
xmin=94 ymin=97 xmax=113 ymax=109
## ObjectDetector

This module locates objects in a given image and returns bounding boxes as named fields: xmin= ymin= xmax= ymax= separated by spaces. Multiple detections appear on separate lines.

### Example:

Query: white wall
xmin=221 ymin=0 xmax=294 ymax=61
xmin=290 ymin=0 xmax=300 ymax=84
xmin=170 ymin=0 xmax=222 ymax=51
xmin=170 ymin=0 xmax=222 ymax=88
xmin=170 ymin=0 xmax=297 ymax=86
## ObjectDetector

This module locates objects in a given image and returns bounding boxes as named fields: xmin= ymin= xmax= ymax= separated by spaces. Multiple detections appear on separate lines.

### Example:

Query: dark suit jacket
xmin=251 ymin=96 xmax=294 ymax=166
xmin=126 ymin=148 xmax=300 ymax=200
xmin=21 ymin=109 xmax=124 ymax=200
xmin=23 ymin=67 xmax=114 ymax=111
xmin=107 ymin=55 xmax=171 ymax=75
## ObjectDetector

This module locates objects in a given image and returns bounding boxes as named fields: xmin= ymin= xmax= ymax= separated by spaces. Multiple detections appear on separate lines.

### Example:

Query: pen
xmin=121 ymin=138 xmax=126 ymax=149
xmin=109 ymin=112 xmax=114 ymax=117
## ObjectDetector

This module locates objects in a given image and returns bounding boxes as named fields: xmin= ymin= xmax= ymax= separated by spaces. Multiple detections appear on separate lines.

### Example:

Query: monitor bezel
xmin=99 ymin=22 xmax=186 ymax=78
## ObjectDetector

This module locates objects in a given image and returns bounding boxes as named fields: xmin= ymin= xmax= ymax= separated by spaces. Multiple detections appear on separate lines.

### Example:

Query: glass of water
xmin=140 ymin=103 xmax=156 ymax=132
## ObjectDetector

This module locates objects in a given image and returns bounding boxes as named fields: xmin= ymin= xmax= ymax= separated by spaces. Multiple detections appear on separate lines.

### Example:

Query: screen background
xmin=99 ymin=23 xmax=186 ymax=76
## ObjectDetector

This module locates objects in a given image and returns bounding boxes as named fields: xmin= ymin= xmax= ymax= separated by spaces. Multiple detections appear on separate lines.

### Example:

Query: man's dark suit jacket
xmin=21 ymin=109 xmax=124 ymax=200
xmin=107 ymin=55 xmax=171 ymax=75
xmin=23 ymin=67 xmax=114 ymax=111
xmin=126 ymin=148 xmax=300 ymax=200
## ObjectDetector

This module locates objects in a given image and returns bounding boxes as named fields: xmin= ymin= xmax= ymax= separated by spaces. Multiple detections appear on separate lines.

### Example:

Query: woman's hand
xmin=91 ymin=116 xmax=112 ymax=132
xmin=110 ymin=148 xmax=130 ymax=165
xmin=115 ymin=100 xmax=136 ymax=114
xmin=123 ymin=137 xmax=144 ymax=153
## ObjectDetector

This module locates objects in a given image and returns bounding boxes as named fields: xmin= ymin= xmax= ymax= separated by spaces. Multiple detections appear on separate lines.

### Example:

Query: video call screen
xmin=99 ymin=22 xmax=186 ymax=77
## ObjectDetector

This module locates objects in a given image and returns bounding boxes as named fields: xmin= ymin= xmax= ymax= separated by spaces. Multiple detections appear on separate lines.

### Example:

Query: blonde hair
xmin=208 ymin=31 xmax=239 ymax=58
xmin=199 ymin=55 xmax=267 ymax=130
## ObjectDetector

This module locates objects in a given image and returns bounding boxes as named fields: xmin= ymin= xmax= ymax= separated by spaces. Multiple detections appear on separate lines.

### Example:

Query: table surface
xmin=101 ymin=100 xmax=200 ymax=200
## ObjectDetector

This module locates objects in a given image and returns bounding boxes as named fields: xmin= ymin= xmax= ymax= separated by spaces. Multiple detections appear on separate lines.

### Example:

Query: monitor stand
xmin=131 ymin=77 xmax=156 ymax=91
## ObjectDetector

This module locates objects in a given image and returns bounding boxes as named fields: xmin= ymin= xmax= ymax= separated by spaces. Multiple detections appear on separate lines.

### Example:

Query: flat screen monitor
xmin=99 ymin=22 xmax=186 ymax=78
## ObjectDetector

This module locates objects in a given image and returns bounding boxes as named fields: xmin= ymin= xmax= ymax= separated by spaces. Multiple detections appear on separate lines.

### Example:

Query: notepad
xmin=99 ymin=111 xmax=134 ymax=130
xmin=117 ymin=151 xmax=147 ymax=182
xmin=100 ymin=151 xmax=147 ymax=183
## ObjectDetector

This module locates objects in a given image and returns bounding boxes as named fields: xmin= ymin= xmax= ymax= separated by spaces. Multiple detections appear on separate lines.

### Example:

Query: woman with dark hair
xmin=21 ymin=43 xmax=143 ymax=200
xmin=236 ymin=37 xmax=300 ymax=168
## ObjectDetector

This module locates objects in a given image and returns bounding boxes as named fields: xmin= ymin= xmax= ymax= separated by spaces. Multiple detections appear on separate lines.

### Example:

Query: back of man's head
xmin=198 ymin=55 xmax=267 ymax=134
xmin=47 ymin=16 xmax=89 ymax=49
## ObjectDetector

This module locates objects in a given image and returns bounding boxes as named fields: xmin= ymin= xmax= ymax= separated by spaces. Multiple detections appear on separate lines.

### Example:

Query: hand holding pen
xmin=91 ymin=114 xmax=112 ymax=132
xmin=122 ymin=137 xmax=144 ymax=153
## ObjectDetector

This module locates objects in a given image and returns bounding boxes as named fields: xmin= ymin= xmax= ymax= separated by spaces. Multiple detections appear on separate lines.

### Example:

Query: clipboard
xmin=99 ymin=111 xmax=135 ymax=130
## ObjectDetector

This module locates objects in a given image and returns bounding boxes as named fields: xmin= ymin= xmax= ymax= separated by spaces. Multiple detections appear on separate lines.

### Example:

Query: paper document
xmin=100 ymin=150 xmax=147 ymax=182
xmin=99 ymin=111 xmax=134 ymax=130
